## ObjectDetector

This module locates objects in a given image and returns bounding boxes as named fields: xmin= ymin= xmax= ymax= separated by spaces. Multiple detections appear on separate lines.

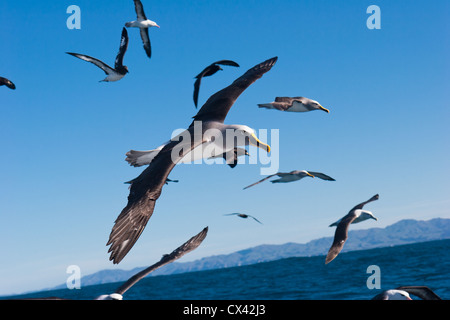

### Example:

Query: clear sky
xmin=0 ymin=0 xmax=448 ymax=296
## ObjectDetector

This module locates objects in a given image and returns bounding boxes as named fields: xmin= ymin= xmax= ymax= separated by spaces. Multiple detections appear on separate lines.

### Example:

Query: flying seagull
xmin=23 ymin=227 xmax=208 ymax=300
xmin=371 ymin=286 xmax=442 ymax=300
xmin=0 ymin=76 xmax=16 ymax=90
xmin=258 ymin=97 xmax=329 ymax=113
xmin=66 ymin=27 xmax=129 ymax=82
xmin=193 ymin=60 xmax=240 ymax=108
xmin=224 ymin=213 xmax=262 ymax=224
xmin=125 ymin=0 xmax=159 ymax=58
xmin=325 ymin=194 xmax=379 ymax=264
xmin=243 ymin=170 xmax=335 ymax=190
xmin=107 ymin=57 xmax=277 ymax=264
xmin=125 ymin=146 xmax=249 ymax=169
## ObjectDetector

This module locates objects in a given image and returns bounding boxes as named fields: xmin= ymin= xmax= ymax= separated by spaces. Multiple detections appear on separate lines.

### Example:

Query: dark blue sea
xmin=3 ymin=239 xmax=450 ymax=301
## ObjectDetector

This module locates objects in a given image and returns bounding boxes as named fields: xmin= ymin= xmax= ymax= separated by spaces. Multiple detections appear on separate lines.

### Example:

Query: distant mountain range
xmin=54 ymin=218 xmax=450 ymax=289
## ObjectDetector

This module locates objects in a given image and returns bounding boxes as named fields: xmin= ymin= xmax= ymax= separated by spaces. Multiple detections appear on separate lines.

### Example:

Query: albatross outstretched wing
xmin=396 ymin=286 xmax=442 ymax=300
xmin=114 ymin=226 xmax=208 ymax=295
xmin=192 ymin=56 xmax=277 ymax=123
xmin=107 ymin=127 xmax=206 ymax=264
xmin=115 ymin=28 xmax=129 ymax=69
xmin=307 ymin=172 xmax=336 ymax=181
xmin=325 ymin=212 xmax=359 ymax=264
xmin=134 ymin=0 xmax=147 ymax=20
xmin=66 ymin=52 xmax=115 ymax=75
xmin=140 ymin=27 xmax=151 ymax=58
xmin=243 ymin=173 xmax=280 ymax=190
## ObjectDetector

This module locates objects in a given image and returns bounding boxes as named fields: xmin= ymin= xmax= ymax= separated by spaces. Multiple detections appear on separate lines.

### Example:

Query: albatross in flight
xmin=258 ymin=97 xmax=329 ymax=113
xmin=193 ymin=60 xmax=240 ymax=108
xmin=243 ymin=170 xmax=335 ymax=190
xmin=224 ymin=213 xmax=262 ymax=224
xmin=371 ymin=286 xmax=442 ymax=300
xmin=66 ymin=27 xmax=129 ymax=82
xmin=107 ymin=57 xmax=277 ymax=264
xmin=325 ymin=194 xmax=379 ymax=264
xmin=0 ymin=76 xmax=16 ymax=90
xmin=125 ymin=0 xmax=159 ymax=58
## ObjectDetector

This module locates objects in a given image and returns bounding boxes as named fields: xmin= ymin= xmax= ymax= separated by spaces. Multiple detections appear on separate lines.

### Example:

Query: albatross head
xmin=356 ymin=209 xmax=378 ymax=222
xmin=231 ymin=125 xmax=270 ymax=153
xmin=384 ymin=289 xmax=412 ymax=300
xmin=303 ymin=97 xmax=330 ymax=113
xmin=148 ymin=20 xmax=160 ymax=28
xmin=296 ymin=170 xmax=315 ymax=178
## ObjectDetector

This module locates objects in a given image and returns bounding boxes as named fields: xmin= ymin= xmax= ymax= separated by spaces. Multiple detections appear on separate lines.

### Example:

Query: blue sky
xmin=0 ymin=0 xmax=448 ymax=296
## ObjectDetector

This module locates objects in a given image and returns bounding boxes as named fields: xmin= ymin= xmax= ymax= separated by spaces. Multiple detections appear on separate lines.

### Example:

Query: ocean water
xmin=4 ymin=239 xmax=450 ymax=300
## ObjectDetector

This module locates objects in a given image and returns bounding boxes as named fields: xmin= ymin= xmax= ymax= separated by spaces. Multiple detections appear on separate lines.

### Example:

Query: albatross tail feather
xmin=125 ymin=149 xmax=160 ymax=167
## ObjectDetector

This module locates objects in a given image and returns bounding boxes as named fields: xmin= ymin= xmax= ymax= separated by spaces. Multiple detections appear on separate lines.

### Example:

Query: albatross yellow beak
xmin=250 ymin=133 xmax=271 ymax=153
xmin=307 ymin=172 xmax=315 ymax=178
xmin=319 ymin=105 xmax=330 ymax=113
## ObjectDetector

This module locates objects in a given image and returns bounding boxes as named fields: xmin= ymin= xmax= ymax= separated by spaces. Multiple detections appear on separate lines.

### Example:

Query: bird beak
xmin=307 ymin=172 xmax=315 ymax=178
xmin=372 ymin=216 xmax=378 ymax=221
xmin=319 ymin=105 xmax=330 ymax=113
xmin=249 ymin=133 xmax=270 ymax=153
xmin=156 ymin=24 xmax=160 ymax=28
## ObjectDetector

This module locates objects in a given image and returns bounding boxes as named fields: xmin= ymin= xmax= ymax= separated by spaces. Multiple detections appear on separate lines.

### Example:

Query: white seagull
xmin=125 ymin=0 xmax=160 ymax=58
xmin=66 ymin=28 xmax=129 ymax=82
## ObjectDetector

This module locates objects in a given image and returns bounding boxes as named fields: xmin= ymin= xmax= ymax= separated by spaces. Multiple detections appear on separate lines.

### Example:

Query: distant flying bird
xmin=258 ymin=97 xmax=329 ymax=113
xmin=164 ymin=178 xmax=179 ymax=184
xmin=325 ymin=194 xmax=379 ymax=264
xmin=66 ymin=27 xmax=129 ymax=82
xmin=107 ymin=57 xmax=276 ymax=264
xmin=125 ymin=0 xmax=160 ymax=58
xmin=371 ymin=286 xmax=442 ymax=300
xmin=209 ymin=147 xmax=250 ymax=168
xmin=225 ymin=213 xmax=262 ymax=224
xmin=243 ymin=170 xmax=335 ymax=190
xmin=0 ymin=76 xmax=15 ymax=90
xmin=193 ymin=60 xmax=240 ymax=108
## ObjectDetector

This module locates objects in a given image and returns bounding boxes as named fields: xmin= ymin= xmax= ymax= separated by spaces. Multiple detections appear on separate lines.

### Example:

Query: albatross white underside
xmin=126 ymin=123 xmax=268 ymax=167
